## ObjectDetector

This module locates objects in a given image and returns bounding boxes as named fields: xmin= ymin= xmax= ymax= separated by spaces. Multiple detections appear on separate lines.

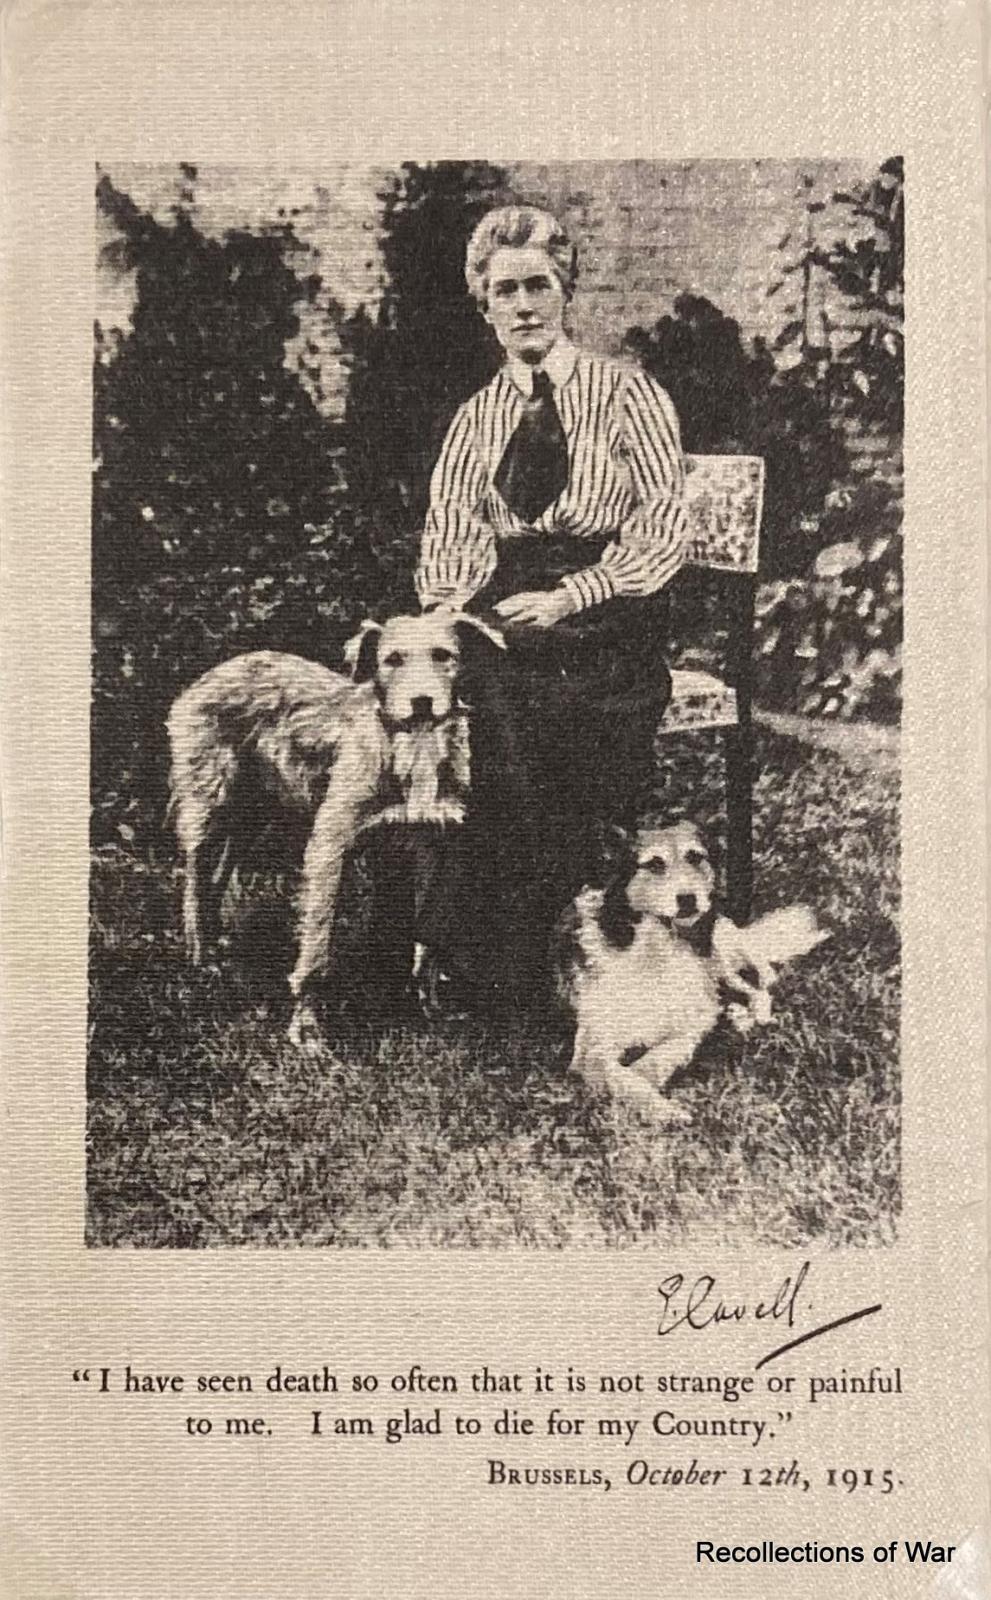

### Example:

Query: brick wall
xmin=505 ymin=159 xmax=872 ymax=356
xmin=97 ymin=158 xmax=885 ymax=423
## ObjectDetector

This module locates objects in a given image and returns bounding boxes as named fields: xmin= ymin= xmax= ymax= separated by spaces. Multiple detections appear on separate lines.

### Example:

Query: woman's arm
xmin=558 ymin=369 xmax=688 ymax=613
xmin=416 ymin=402 xmax=498 ymax=610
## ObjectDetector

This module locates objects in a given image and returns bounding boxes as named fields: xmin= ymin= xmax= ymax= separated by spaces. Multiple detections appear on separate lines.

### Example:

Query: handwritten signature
xmin=657 ymin=1264 xmax=883 ymax=1368
xmin=657 ymin=1261 xmax=812 ymax=1337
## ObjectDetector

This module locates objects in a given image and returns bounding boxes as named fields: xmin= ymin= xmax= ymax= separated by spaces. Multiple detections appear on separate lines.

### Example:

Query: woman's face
xmin=483 ymin=244 xmax=568 ymax=365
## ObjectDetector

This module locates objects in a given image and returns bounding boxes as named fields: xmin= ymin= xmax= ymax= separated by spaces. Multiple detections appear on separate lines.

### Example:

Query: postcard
xmin=1 ymin=2 xmax=986 ymax=1595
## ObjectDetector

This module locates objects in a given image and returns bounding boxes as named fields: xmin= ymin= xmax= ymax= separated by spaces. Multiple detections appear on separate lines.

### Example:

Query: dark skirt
xmin=419 ymin=534 xmax=672 ymax=1003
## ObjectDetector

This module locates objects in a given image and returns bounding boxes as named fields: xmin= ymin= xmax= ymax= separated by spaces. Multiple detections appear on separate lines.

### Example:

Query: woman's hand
xmin=493 ymin=588 xmax=577 ymax=628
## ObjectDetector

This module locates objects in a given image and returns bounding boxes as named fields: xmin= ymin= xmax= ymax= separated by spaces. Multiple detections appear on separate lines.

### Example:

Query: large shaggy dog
xmin=167 ymin=611 xmax=504 ymax=1049
xmin=555 ymin=822 xmax=828 ymax=1124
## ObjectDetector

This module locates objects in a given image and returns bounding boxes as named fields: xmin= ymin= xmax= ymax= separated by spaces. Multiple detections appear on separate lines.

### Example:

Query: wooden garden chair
xmin=661 ymin=454 xmax=765 ymax=927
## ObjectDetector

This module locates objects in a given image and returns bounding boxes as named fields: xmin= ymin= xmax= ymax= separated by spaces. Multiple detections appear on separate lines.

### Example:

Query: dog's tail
xmin=742 ymin=905 xmax=830 ymax=973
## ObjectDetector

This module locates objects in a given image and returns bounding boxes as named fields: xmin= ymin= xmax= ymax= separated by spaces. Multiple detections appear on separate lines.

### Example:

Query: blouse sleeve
xmin=558 ymin=368 xmax=688 ymax=612
xmin=415 ymin=400 xmax=498 ymax=610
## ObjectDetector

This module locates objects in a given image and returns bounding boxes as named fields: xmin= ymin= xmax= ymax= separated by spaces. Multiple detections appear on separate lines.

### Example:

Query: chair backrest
xmin=683 ymin=455 xmax=764 ymax=574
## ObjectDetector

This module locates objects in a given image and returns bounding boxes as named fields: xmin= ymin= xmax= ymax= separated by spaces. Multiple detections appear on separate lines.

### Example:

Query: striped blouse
xmin=415 ymin=344 xmax=687 ymax=613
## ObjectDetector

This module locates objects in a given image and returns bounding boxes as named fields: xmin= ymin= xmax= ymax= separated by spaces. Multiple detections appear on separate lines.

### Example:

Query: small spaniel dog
xmin=167 ymin=610 xmax=504 ymax=1050
xmin=554 ymin=822 xmax=828 ymax=1125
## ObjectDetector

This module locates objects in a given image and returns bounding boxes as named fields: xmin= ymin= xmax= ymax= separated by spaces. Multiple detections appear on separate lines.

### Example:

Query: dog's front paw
xmin=604 ymin=1065 xmax=693 ymax=1130
xmin=288 ymin=999 xmax=325 ymax=1056
xmin=651 ymin=1096 xmax=694 ymax=1129
xmin=617 ymin=1092 xmax=694 ymax=1131
xmin=725 ymin=1000 xmax=759 ymax=1035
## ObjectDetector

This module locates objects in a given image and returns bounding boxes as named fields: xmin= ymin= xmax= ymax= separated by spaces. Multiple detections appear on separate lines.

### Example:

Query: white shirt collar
xmin=506 ymin=337 xmax=579 ymax=397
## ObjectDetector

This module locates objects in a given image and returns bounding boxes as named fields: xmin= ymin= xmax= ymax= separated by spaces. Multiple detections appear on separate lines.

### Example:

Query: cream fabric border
xmin=0 ymin=2 xmax=986 ymax=1596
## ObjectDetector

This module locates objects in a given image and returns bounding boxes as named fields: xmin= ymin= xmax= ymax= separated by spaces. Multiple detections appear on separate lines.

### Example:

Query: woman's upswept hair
xmin=465 ymin=205 xmax=579 ymax=309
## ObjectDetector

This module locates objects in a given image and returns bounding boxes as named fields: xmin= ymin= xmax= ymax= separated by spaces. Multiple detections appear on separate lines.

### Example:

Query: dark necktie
xmin=493 ymin=368 xmax=569 ymax=525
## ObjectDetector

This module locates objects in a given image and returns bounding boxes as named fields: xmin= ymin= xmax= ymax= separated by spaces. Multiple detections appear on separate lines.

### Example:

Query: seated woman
xmin=414 ymin=204 xmax=688 ymax=1012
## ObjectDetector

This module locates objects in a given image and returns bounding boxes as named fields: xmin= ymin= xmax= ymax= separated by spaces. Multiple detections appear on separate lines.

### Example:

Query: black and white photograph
xmin=87 ymin=158 xmax=903 ymax=1248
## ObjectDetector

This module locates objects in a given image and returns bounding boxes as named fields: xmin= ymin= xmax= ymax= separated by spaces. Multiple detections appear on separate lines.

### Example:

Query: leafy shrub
xmin=93 ymin=170 xmax=387 ymax=844
xmin=93 ymin=173 xmax=356 ymax=596
xmin=628 ymin=160 xmax=903 ymax=723
xmin=624 ymin=294 xmax=846 ymax=580
xmin=754 ymin=478 xmax=902 ymax=722
xmin=816 ymin=157 xmax=903 ymax=442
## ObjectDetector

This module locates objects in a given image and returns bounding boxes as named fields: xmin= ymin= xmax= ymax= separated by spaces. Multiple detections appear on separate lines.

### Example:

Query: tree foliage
xmin=93 ymin=171 xmax=361 ymax=596
xmin=92 ymin=169 xmax=379 ymax=845
xmin=818 ymin=156 xmax=904 ymax=440
xmin=625 ymin=159 xmax=903 ymax=720
xmin=624 ymin=292 xmax=849 ymax=580
xmin=336 ymin=161 xmax=511 ymax=602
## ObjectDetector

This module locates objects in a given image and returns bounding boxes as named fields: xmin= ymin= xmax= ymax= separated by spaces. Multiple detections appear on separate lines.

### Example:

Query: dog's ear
xmin=678 ymin=819 xmax=709 ymax=854
xmin=589 ymin=822 xmax=635 ymax=886
xmin=344 ymin=620 xmax=382 ymax=682
xmin=700 ymin=824 xmax=722 ymax=878
xmin=592 ymin=824 xmax=642 ymax=949
xmin=453 ymin=613 xmax=507 ymax=653
xmin=450 ymin=613 xmax=508 ymax=706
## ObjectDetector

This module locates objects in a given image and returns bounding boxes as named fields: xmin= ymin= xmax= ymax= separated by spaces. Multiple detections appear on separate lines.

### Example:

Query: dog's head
xmin=626 ymin=821 xmax=716 ymax=929
xmin=344 ymin=611 xmax=505 ymax=731
xmin=597 ymin=821 xmax=716 ymax=947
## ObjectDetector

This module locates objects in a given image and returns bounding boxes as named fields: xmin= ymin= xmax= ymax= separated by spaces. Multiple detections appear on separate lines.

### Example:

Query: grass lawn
xmin=87 ymin=727 xmax=900 ymax=1248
